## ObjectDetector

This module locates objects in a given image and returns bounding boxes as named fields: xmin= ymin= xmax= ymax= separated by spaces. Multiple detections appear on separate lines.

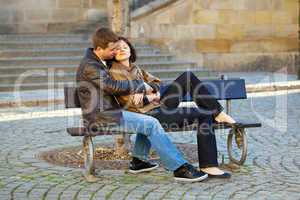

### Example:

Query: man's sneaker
xmin=174 ymin=163 xmax=208 ymax=182
xmin=128 ymin=157 xmax=159 ymax=174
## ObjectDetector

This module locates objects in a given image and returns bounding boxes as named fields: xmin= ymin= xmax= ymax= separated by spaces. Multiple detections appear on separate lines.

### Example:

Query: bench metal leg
xmin=82 ymin=136 xmax=98 ymax=182
xmin=227 ymin=128 xmax=248 ymax=165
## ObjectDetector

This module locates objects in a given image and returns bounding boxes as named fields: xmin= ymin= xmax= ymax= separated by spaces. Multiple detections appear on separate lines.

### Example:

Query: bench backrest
xmin=64 ymin=87 xmax=81 ymax=108
xmin=64 ymin=79 xmax=247 ymax=108
xmin=183 ymin=79 xmax=247 ymax=101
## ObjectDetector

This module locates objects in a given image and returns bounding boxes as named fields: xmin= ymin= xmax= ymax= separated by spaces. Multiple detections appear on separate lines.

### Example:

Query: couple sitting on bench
xmin=76 ymin=28 xmax=237 ymax=182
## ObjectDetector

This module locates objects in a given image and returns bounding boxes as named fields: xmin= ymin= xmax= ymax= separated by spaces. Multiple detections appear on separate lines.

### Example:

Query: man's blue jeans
xmin=120 ymin=110 xmax=187 ymax=171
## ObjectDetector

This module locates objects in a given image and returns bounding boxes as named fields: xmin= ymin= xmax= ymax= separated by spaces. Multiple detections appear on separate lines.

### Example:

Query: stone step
xmin=0 ymin=34 xmax=91 ymax=42
xmin=0 ymin=41 xmax=90 ymax=49
xmin=0 ymin=68 xmax=209 ymax=85
xmin=0 ymin=82 xmax=67 ymax=92
xmin=0 ymin=54 xmax=175 ymax=66
xmin=0 ymin=48 xmax=87 ymax=58
xmin=0 ymin=41 xmax=154 ymax=50
xmin=0 ymin=61 xmax=197 ymax=74
xmin=0 ymin=34 xmax=203 ymax=92
xmin=0 ymin=69 xmax=212 ymax=92
xmin=0 ymin=33 xmax=148 ymax=45
xmin=0 ymin=47 xmax=161 ymax=57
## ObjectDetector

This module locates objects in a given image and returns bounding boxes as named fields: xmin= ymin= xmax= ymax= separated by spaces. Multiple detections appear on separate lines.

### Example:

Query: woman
xmin=109 ymin=37 xmax=236 ymax=178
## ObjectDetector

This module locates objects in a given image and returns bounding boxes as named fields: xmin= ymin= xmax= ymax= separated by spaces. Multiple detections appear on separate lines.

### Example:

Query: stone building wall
xmin=131 ymin=0 xmax=299 ymax=72
xmin=0 ymin=0 xmax=107 ymax=33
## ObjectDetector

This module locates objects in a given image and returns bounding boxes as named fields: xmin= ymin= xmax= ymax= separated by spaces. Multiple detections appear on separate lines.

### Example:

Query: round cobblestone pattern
xmin=0 ymin=92 xmax=300 ymax=200
xmin=38 ymin=143 xmax=199 ymax=170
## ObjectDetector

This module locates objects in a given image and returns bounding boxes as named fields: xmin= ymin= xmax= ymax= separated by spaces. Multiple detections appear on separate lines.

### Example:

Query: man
xmin=76 ymin=27 xmax=208 ymax=182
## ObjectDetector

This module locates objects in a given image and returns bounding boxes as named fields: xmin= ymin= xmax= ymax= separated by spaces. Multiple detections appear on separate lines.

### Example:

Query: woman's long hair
xmin=118 ymin=36 xmax=137 ymax=63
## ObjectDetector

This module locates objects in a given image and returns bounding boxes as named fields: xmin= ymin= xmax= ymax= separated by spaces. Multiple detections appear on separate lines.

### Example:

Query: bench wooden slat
xmin=213 ymin=121 xmax=262 ymax=129
xmin=68 ymin=121 xmax=262 ymax=136
xmin=164 ymin=121 xmax=261 ymax=132
xmin=64 ymin=87 xmax=81 ymax=108
xmin=182 ymin=79 xmax=247 ymax=101
xmin=67 ymin=127 xmax=135 ymax=136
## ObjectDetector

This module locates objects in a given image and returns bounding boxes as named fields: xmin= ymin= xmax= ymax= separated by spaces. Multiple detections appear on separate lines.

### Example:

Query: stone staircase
xmin=0 ymin=34 xmax=213 ymax=92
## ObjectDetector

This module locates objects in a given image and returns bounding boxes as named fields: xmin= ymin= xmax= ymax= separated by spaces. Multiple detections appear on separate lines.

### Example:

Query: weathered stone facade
xmin=0 ymin=0 xmax=107 ymax=33
xmin=131 ymin=0 xmax=299 ymax=72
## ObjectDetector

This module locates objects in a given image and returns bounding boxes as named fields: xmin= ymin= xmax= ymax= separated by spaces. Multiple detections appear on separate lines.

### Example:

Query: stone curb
xmin=246 ymin=80 xmax=300 ymax=93
xmin=0 ymin=81 xmax=300 ymax=108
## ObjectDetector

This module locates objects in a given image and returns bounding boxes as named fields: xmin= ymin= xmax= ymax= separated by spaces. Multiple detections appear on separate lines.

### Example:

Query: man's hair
xmin=118 ymin=36 xmax=137 ymax=63
xmin=92 ymin=27 xmax=119 ymax=49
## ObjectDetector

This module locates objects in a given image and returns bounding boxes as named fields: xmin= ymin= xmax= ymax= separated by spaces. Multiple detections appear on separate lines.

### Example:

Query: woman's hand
xmin=147 ymin=92 xmax=160 ymax=104
xmin=153 ymin=92 xmax=160 ymax=103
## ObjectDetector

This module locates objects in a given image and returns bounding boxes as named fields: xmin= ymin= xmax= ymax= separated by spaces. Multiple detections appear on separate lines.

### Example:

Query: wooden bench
xmin=64 ymin=77 xmax=261 ymax=179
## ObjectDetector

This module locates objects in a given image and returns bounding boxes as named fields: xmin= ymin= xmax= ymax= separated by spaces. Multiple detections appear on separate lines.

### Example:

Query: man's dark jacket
xmin=76 ymin=48 xmax=146 ymax=128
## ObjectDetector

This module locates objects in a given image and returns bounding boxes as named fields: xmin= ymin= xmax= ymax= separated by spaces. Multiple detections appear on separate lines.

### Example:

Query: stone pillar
xmin=107 ymin=1 xmax=132 ymax=155
xmin=107 ymin=0 xmax=130 ymax=36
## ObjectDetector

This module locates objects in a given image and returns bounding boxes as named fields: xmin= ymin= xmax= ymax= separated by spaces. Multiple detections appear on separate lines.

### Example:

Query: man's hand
xmin=132 ymin=93 xmax=144 ymax=105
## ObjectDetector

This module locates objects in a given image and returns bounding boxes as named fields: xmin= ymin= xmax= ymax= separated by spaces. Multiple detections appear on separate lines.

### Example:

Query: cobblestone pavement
xmin=0 ymin=91 xmax=300 ymax=200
